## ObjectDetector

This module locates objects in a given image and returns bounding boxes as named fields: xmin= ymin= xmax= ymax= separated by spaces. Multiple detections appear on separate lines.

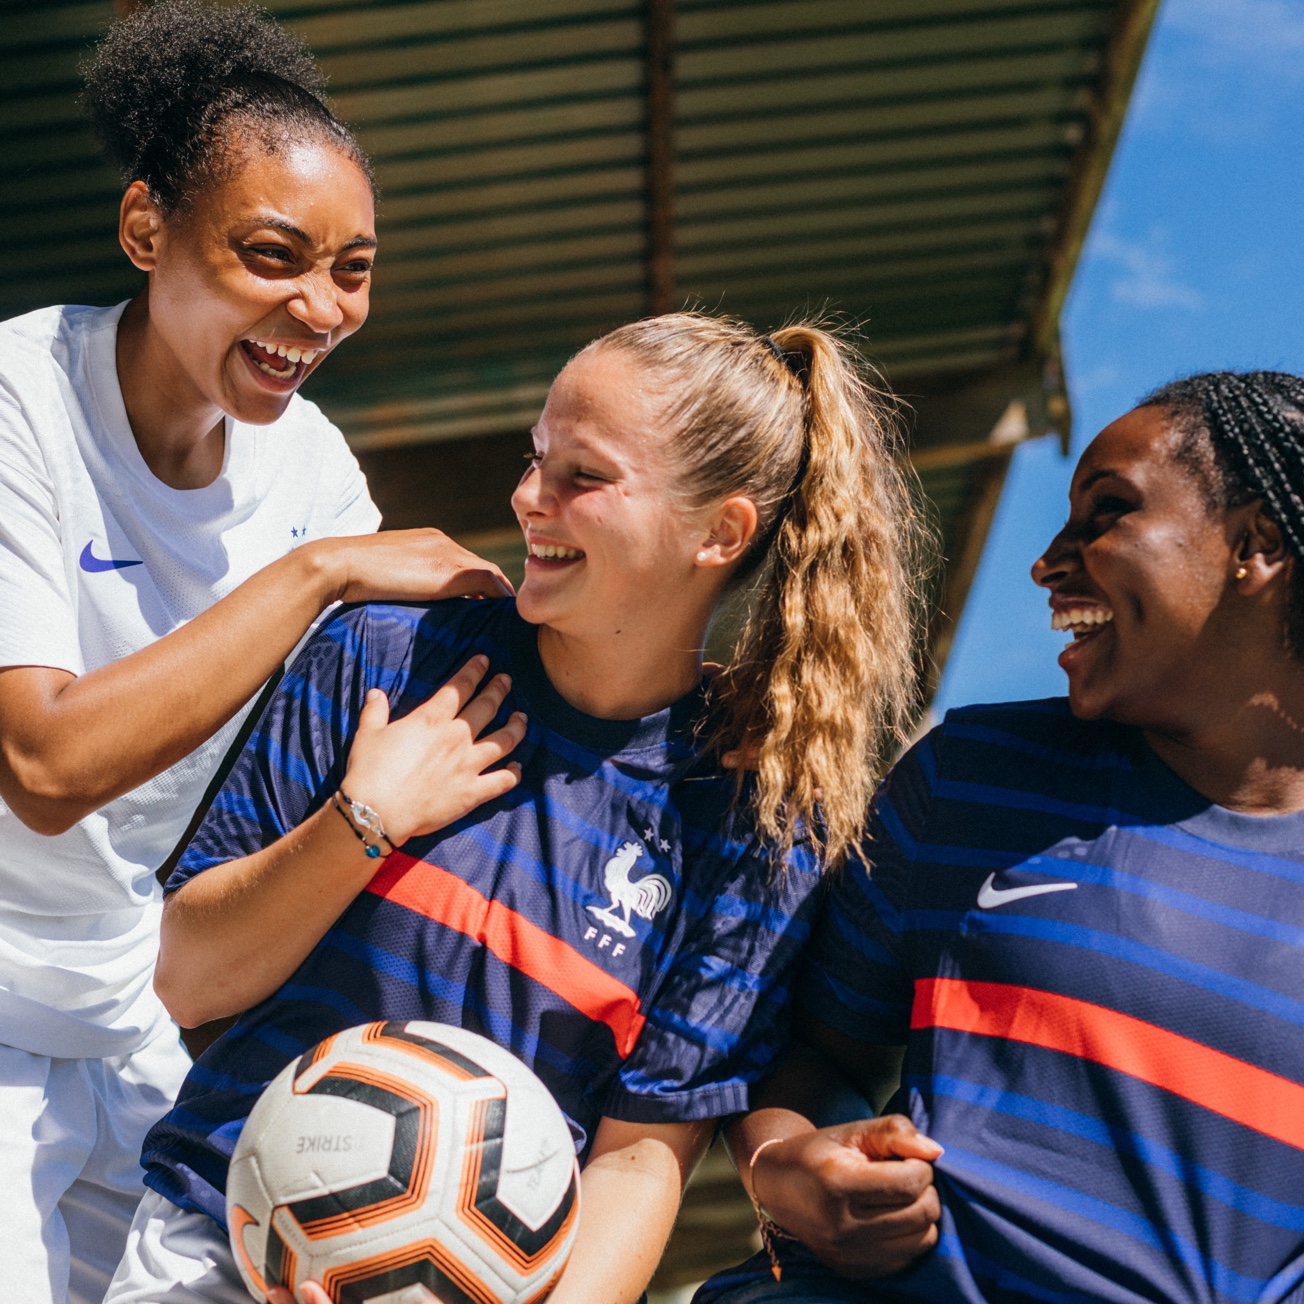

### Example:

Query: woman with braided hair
xmin=700 ymin=372 xmax=1304 ymax=1303
xmin=0 ymin=5 xmax=516 ymax=1299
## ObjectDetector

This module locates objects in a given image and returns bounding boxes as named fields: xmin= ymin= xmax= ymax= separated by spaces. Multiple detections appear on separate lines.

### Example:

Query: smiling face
xmin=123 ymin=134 xmax=375 ymax=425
xmin=511 ymin=347 xmax=721 ymax=643
xmin=1031 ymin=405 xmax=1255 ymax=726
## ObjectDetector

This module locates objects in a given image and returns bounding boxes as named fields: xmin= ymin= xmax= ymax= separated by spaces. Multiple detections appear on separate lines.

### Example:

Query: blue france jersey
xmin=710 ymin=699 xmax=1304 ymax=1303
xmin=142 ymin=599 xmax=819 ymax=1227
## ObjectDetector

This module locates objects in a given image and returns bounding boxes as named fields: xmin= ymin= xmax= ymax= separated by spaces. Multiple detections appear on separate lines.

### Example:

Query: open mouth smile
xmin=525 ymin=540 xmax=586 ymax=569
xmin=1052 ymin=602 xmax=1115 ymax=673
xmin=239 ymin=338 xmax=323 ymax=386
xmin=1051 ymin=606 xmax=1114 ymax=641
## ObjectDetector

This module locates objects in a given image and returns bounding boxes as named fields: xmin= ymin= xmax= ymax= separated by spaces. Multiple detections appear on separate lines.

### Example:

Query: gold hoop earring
xmin=1235 ymin=565 xmax=1249 ymax=580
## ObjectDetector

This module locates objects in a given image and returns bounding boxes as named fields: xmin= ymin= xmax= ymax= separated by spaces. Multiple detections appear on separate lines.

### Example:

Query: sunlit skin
xmin=115 ymin=135 xmax=375 ymax=489
xmin=511 ymin=347 xmax=758 ymax=720
xmin=1032 ymin=404 xmax=1304 ymax=813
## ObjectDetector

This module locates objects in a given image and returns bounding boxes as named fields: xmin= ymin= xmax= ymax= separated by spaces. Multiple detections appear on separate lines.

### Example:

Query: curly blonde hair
xmin=586 ymin=313 xmax=932 ymax=870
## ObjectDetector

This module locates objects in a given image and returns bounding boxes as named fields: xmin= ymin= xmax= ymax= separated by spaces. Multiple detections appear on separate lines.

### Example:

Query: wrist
xmin=749 ymin=1136 xmax=787 ymax=1211
xmin=331 ymin=789 xmax=397 ymax=859
xmin=294 ymin=538 xmax=348 ymax=608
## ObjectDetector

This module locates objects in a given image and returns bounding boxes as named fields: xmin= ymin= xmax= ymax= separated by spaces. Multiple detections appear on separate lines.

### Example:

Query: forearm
xmin=549 ymin=1120 xmax=712 ymax=1304
xmin=159 ymin=660 xmax=527 ymax=1027
xmin=155 ymin=799 xmax=379 ymax=1026
xmin=0 ymin=544 xmax=337 ymax=831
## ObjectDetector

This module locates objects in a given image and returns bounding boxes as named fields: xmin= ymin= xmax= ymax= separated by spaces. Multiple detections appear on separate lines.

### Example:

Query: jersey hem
xmin=599 ymin=1080 xmax=751 ymax=1124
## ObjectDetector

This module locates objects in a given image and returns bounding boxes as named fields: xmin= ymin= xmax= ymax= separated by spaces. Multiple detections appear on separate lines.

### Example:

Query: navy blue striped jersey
xmin=707 ymin=698 xmax=1304 ymax=1303
xmin=141 ymin=599 xmax=819 ymax=1227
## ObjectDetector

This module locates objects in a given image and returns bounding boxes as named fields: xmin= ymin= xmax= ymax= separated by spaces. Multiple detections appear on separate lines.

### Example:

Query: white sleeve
xmin=308 ymin=404 xmax=382 ymax=538
xmin=0 ymin=382 xmax=82 ymax=675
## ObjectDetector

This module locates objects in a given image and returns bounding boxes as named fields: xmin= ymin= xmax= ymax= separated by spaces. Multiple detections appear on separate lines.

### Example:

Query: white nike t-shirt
xmin=0 ymin=302 xmax=381 ymax=1058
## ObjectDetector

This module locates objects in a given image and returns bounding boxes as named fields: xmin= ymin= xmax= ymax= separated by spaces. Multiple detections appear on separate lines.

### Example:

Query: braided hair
xmin=81 ymin=0 xmax=372 ymax=215
xmin=1140 ymin=371 xmax=1304 ymax=656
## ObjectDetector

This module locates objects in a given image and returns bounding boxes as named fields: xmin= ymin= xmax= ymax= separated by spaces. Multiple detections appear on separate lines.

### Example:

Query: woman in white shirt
xmin=0 ymin=6 xmax=518 ymax=1301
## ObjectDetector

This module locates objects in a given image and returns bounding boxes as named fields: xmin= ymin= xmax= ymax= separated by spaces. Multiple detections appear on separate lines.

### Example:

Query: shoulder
xmin=672 ymin=773 xmax=823 ymax=923
xmin=0 ymin=309 xmax=105 ymax=472
xmin=407 ymin=596 xmax=517 ymax=664
xmin=307 ymin=597 xmax=516 ymax=680
xmin=0 ymin=305 xmax=126 ymax=441
xmin=0 ymin=304 xmax=81 ymax=350
xmin=931 ymin=697 xmax=1132 ymax=781
xmin=0 ymin=306 xmax=84 ymax=392
xmin=0 ymin=302 xmax=115 ymax=361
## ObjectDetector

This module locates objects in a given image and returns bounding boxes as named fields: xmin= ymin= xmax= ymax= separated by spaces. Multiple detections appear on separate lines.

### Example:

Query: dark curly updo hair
xmin=1141 ymin=371 xmax=1304 ymax=657
xmin=81 ymin=0 xmax=372 ymax=214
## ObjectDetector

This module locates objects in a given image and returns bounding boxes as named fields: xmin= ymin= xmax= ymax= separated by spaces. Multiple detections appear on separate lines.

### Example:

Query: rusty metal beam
xmin=644 ymin=0 xmax=676 ymax=315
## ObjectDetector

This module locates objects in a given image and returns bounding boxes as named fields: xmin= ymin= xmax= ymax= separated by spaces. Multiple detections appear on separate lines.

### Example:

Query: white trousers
xmin=0 ymin=1031 xmax=191 ymax=1304
xmin=104 ymin=1190 xmax=248 ymax=1304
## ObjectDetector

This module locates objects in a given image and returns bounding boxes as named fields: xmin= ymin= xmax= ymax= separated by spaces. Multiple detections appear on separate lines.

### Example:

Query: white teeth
xmin=248 ymin=341 xmax=319 ymax=367
xmin=529 ymin=543 xmax=583 ymax=560
xmin=1051 ymin=607 xmax=1114 ymax=633
xmin=253 ymin=357 xmax=295 ymax=379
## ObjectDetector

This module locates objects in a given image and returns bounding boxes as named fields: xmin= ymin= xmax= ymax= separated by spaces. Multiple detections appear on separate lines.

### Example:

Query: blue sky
xmin=935 ymin=0 xmax=1304 ymax=714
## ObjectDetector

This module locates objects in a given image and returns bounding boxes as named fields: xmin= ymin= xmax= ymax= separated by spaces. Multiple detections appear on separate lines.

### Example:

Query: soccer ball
xmin=227 ymin=1020 xmax=580 ymax=1303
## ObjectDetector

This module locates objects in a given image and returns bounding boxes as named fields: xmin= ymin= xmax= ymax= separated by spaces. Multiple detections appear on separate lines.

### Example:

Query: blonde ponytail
xmin=589 ymin=313 xmax=932 ymax=869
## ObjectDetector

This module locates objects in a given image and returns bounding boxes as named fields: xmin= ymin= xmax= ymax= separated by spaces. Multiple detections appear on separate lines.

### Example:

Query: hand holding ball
xmin=227 ymin=1021 xmax=579 ymax=1303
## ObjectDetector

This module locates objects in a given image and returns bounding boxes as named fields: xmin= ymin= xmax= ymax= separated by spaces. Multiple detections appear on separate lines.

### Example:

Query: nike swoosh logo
xmin=976 ymin=872 xmax=1077 ymax=909
xmin=79 ymin=541 xmax=143 ymax=572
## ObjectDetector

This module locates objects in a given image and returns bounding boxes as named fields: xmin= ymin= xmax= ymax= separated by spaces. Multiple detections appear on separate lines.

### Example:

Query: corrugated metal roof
xmin=3 ymin=0 xmax=1145 ymax=450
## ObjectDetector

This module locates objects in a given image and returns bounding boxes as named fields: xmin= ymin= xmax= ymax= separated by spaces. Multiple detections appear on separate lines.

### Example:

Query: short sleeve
xmin=795 ymin=729 xmax=942 ymax=1045
xmin=602 ymin=841 xmax=823 ymax=1124
xmin=307 ymin=404 xmax=381 ymax=538
xmin=166 ymin=606 xmax=379 ymax=893
xmin=0 ymin=381 xmax=82 ymax=675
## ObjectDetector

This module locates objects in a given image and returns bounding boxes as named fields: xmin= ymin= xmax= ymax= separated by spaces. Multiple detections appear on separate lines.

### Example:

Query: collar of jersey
xmin=507 ymin=608 xmax=707 ymax=757
xmin=1125 ymin=726 xmax=1304 ymax=851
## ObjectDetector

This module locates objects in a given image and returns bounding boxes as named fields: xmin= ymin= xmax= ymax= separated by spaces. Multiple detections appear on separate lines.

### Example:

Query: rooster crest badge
xmin=587 ymin=841 xmax=672 ymax=938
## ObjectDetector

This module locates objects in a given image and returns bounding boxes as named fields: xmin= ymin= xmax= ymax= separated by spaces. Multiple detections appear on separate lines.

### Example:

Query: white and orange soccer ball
xmin=227 ymin=1021 xmax=580 ymax=1304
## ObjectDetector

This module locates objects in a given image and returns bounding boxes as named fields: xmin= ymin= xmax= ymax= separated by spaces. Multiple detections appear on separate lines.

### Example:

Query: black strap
xmin=154 ymin=665 xmax=285 ymax=889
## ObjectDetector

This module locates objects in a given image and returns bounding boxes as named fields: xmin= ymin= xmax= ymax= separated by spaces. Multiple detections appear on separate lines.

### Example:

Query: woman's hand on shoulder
xmin=307 ymin=528 xmax=514 ymax=606
xmin=753 ymin=1114 xmax=942 ymax=1278
xmin=342 ymin=655 xmax=526 ymax=846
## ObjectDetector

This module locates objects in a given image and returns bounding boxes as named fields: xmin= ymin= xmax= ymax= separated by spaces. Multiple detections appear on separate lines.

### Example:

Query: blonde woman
xmin=105 ymin=313 xmax=930 ymax=1304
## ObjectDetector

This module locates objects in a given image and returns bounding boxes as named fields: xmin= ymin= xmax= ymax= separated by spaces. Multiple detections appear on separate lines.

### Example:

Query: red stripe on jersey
xmin=366 ymin=853 xmax=646 ymax=1057
xmin=912 ymin=977 xmax=1304 ymax=1151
